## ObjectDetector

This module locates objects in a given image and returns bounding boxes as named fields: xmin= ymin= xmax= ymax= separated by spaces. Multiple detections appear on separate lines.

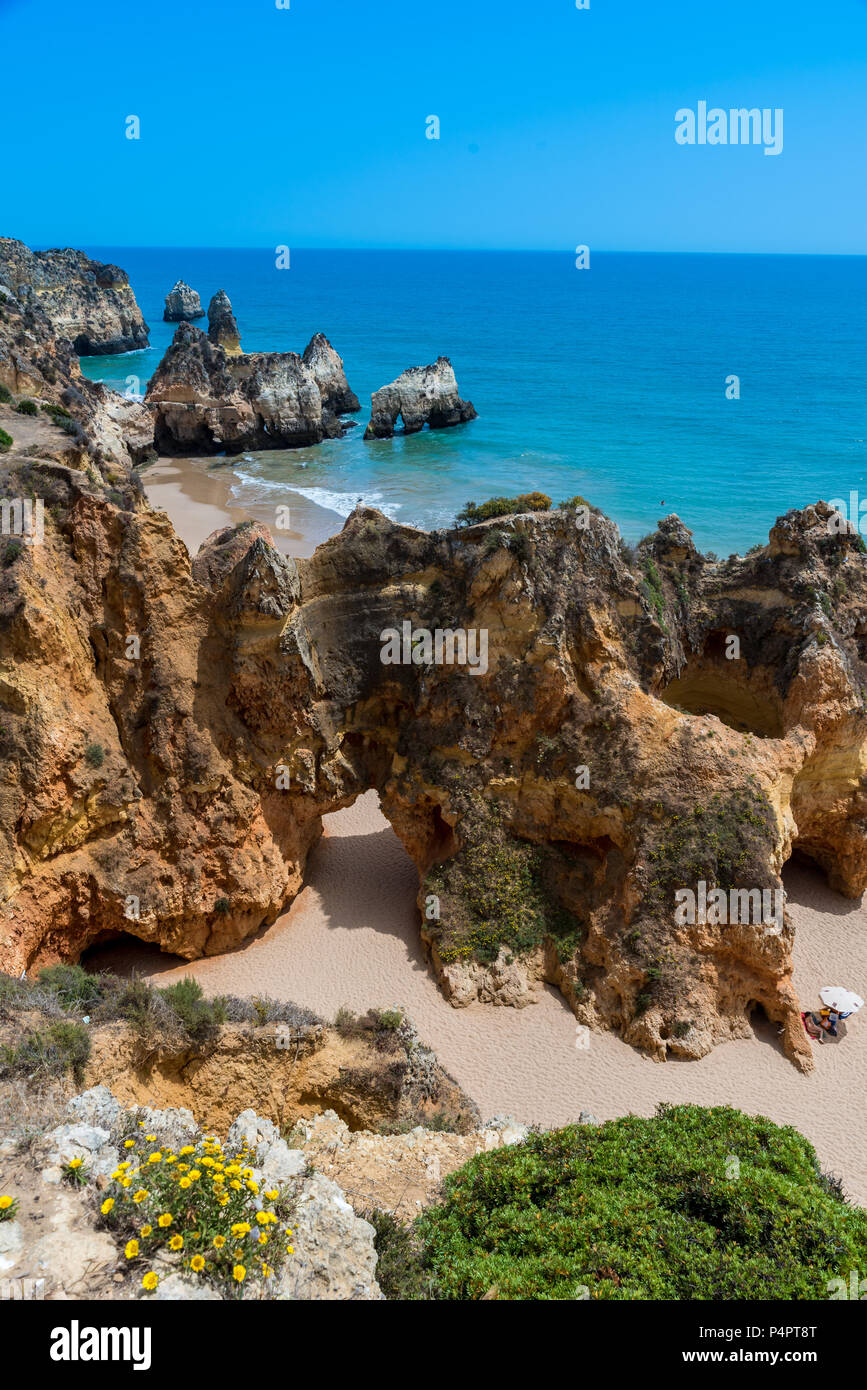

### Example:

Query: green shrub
xmin=415 ymin=1104 xmax=867 ymax=1300
xmin=3 ymin=539 xmax=22 ymax=565
xmin=1 ymin=1021 xmax=91 ymax=1085
xmin=41 ymin=403 xmax=71 ymax=420
xmin=456 ymin=492 xmax=551 ymax=527
xmin=158 ymin=977 xmax=225 ymax=1044
xmin=38 ymin=963 xmax=103 ymax=1012
xmin=0 ymin=383 xmax=13 ymax=404
xmin=0 ymin=427 xmax=12 ymax=453
xmin=214 ymin=897 xmax=231 ymax=915
xmin=368 ymin=1210 xmax=441 ymax=1300
xmin=15 ymin=399 xmax=37 ymax=416
xmin=84 ymin=743 xmax=105 ymax=768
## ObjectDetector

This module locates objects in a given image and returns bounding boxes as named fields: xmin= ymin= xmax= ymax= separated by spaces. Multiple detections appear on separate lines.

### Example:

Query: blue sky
xmin=1 ymin=0 xmax=866 ymax=252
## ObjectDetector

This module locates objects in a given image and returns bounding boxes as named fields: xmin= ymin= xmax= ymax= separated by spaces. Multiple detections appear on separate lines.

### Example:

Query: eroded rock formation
xmin=0 ymin=237 xmax=149 ymax=355
xmin=2 ymin=398 xmax=867 ymax=1072
xmin=145 ymin=322 xmax=350 ymax=453
xmin=164 ymin=279 xmax=204 ymax=322
xmin=302 ymin=332 xmax=360 ymax=415
xmin=364 ymin=357 xmax=476 ymax=439
xmin=207 ymin=289 xmax=241 ymax=355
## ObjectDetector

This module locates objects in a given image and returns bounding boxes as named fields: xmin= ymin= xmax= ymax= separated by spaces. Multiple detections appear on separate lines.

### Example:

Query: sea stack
xmin=164 ymin=279 xmax=205 ymax=322
xmin=364 ymin=356 xmax=476 ymax=439
xmin=302 ymin=332 xmax=360 ymax=415
xmin=207 ymin=289 xmax=242 ymax=355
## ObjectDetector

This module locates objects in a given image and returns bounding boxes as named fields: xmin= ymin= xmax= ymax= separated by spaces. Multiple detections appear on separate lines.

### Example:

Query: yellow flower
xmin=125 ymin=1239 xmax=140 ymax=1259
xmin=213 ymin=1235 xmax=226 ymax=1249
xmin=169 ymin=1235 xmax=183 ymax=1251
xmin=179 ymin=1177 xmax=191 ymax=1190
xmin=120 ymin=1178 xmax=132 ymax=1189
xmin=188 ymin=1170 xmax=201 ymax=1182
xmin=179 ymin=1146 xmax=195 ymax=1156
xmin=145 ymin=1134 xmax=157 ymax=1142
xmin=264 ymin=1189 xmax=278 ymax=1200
xmin=258 ymin=1232 xmax=268 ymax=1246
xmin=217 ymin=1196 xmax=229 ymax=1207
xmin=246 ymin=1180 xmax=259 ymax=1194
xmin=286 ymin=1244 xmax=294 ymax=1254
xmin=137 ymin=1121 xmax=145 ymax=1127
xmin=147 ymin=1152 xmax=162 ymax=1165
xmin=261 ymin=1263 xmax=273 ymax=1278
xmin=229 ymin=1180 xmax=242 ymax=1192
xmin=140 ymin=1225 xmax=153 ymax=1237
xmin=101 ymin=1198 xmax=115 ymax=1214
xmin=200 ymin=1157 xmax=215 ymax=1168
xmin=158 ymin=1213 xmax=172 ymax=1228
xmin=241 ymin=1168 xmax=253 ymax=1180
xmin=232 ymin=1265 xmax=246 ymax=1283
xmin=124 ymin=1139 xmax=136 ymax=1149
xmin=142 ymin=1271 xmax=158 ymax=1291
xmin=0 ymin=1196 xmax=13 ymax=1210
xmin=224 ymin=1164 xmax=241 ymax=1176
xmin=165 ymin=1155 xmax=178 ymax=1165
xmin=212 ymin=1174 xmax=225 ymax=1186
xmin=231 ymin=1222 xmax=251 ymax=1238
xmin=132 ymin=1190 xmax=149 ymax=1204
xmin=67 ymin=1158 xmax=83 ymax=1169
xmin=190 ymin=1255 xmax=205 ymax=1272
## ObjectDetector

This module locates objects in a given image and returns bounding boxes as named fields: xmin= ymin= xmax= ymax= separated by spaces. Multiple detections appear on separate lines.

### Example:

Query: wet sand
xmin=87 ymin=792 xmax=867 ymax=1207
xmin=141 ymin=454 xmax=343 ymax=560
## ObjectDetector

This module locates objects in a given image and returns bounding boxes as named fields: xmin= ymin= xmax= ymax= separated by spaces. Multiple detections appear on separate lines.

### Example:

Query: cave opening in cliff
xmin=660 ymin=630 xmax=784 ymax=737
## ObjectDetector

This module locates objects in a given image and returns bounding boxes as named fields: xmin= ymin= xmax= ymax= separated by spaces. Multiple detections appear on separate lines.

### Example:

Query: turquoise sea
xmin=78 ymin=249 xmax=867 ymax=555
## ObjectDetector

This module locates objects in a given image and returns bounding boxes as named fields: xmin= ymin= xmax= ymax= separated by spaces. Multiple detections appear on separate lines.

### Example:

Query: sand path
xmin=86 ymin=792 xmax=867 ymax=1205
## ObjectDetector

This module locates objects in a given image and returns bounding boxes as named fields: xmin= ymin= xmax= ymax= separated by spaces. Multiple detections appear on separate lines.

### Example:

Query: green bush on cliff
xmin=415 ymin=1104 xmax=867 ymax=1300
xmin=424 ymin=800 xmax=583 ymax=966
xmin=456 ymin=492 xmax=551 ymax=526
xmin=15 ymin=399 xmax=37 ymax=416
xmin=0 ymin=426 xmax=13 ymax=453
xmin=0 ymin=1021 xmax=91 ymax=1086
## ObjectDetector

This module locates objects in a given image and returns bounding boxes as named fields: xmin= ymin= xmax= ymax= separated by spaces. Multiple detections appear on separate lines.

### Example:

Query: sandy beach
xmin=87 ymin=791 xmax=867 ymax=1207
xmin=141 ymin=454 xmax=345 ymax=560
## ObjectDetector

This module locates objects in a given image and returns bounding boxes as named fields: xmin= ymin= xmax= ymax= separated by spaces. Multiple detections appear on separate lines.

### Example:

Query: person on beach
xmin=802 ymin=1006 xmax=847 ymax=1043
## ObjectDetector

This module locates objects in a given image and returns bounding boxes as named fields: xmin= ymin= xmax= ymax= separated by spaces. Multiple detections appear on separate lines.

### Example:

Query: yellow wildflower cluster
xmin=97 ymin=1129 xmax=294 ymax=1296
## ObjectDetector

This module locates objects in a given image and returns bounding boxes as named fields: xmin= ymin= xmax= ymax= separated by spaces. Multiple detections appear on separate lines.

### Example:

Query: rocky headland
xmin=364 ymin=357 xmax=477 ymax=438
xmin=0 ymin=238 xmax=149 ymax=356
xmin=164 ymin=280 xmax=204 ymax=322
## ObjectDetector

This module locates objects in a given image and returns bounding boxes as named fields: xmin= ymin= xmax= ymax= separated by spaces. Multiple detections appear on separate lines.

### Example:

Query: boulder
xmin=164 ymin=280 xmax=205 ymax=322
xmin=364 ymin=356 xmax=476 ymax=438
xmin=66 ymin=1086 xmax=122 ymax=1132
xmin=302 ymin=333 xmax=360 ymax=415
xmin=207 ymin=289 xmax=241 ymax=355
xmin=276 ymin=1172 xmax=382 ymax=1300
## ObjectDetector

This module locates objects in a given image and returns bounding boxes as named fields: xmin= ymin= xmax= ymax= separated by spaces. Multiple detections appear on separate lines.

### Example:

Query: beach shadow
xmin=783 ymin=855 xmax=863 ymax=918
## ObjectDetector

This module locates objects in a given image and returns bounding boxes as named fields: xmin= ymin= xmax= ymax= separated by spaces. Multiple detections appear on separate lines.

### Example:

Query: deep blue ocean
xmin=78 ymin=249 xmax=867 ymax=555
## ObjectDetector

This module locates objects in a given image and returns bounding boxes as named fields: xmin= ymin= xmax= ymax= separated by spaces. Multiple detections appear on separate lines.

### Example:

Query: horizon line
xmin=25 ymin=243 xmax=867 ymax=258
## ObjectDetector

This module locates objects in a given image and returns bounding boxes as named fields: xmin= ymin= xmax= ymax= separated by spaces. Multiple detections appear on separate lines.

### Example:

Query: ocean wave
xmin=228 ymin=468 xmax=401 ymax=520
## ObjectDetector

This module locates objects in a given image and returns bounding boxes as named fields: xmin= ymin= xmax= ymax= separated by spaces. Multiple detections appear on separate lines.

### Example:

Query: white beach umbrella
xmin=819 ymin=986 xmax=864 ymax=1015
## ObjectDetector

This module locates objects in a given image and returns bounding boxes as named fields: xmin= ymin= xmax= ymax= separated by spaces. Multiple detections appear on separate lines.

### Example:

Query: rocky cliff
xmin=2 ymin=408 xmax=866 ymax=1069
xmin=164 ymin=280 xmax=204 ymax=322
xmin=0 ymin=238 xmax=149 ymax=356
xmin=145 ymin=322 xmax=352 ymax=453
xmin=364 ymin=357 xmax=476 ymax=438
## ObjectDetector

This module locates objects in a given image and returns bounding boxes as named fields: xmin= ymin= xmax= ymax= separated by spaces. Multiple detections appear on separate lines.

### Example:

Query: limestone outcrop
xmin=0 ymin=237 xmax=149 ymax=355
xmin=163 ymin=279 xmax=204 ymax=322
xmin=3 ymin=398 xmax=867 ymax=1071
xmin=302 ymin=332 xmax=360 ymax=415
xmin=207 ymin=289 xmax=241 ymax=355
xmin=145 ymin=322 xmax=347 ymax=453
xmin=364 ymin=356 xmax=476 ymax=438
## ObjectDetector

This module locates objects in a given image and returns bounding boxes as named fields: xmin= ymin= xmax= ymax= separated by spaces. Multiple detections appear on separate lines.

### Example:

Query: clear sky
xmin=1 ymin=0 xmax=865 ymax=252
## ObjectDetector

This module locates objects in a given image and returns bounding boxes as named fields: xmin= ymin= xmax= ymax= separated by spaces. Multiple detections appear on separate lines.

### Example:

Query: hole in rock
xmin=660 ymin=631 xmax=783 ymax=736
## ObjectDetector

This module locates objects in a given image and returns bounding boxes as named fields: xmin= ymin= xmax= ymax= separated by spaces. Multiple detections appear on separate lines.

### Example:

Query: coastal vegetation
xmin=456 ymin=491 xmax=551 ymax=525
xmin=412 ymin=1105 xmax=867 ymax=1300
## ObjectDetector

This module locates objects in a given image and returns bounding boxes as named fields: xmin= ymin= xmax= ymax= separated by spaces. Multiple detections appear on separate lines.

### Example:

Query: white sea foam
xmin=228 ymin=467 xmax=401 ymax=520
